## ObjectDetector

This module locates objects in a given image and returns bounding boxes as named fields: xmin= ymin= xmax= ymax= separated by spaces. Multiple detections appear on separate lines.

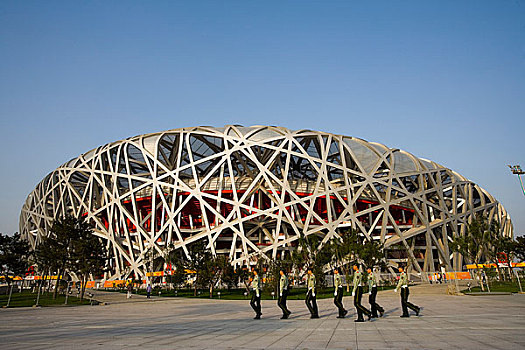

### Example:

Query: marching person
xmin=352 ymin=265 xmax=371 ymax=322
xmin=305 ymin=268 xmax=319 ymax=319
xmin=250 ymin=269 xmax=262 ymax=319
xmin=278 ymin=269 xmax=291 ymax=319
xmin=333 ymin=268 xmax=347 ymax=318
xmin=395 ymin=267 xmax=420 ymax=317
xmin=367 ymin=268 xmax=384 ymax=318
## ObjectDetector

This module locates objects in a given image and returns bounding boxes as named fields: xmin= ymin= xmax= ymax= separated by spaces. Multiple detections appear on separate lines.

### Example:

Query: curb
xmin=464 ymin=292 xmax=513 ymax=296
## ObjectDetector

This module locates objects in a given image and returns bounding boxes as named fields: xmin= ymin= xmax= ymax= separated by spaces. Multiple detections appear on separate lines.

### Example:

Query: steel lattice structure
xmin=20 ymin=125 xmax=512 ymax=280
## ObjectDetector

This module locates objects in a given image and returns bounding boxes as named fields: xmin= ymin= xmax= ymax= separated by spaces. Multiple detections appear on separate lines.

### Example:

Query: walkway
xmin=1 ymin=286 xmax=524 ymax=349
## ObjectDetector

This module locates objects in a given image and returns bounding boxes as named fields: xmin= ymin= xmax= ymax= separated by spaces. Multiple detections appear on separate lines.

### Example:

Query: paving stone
xmin=0 ymin=289 xmax=524 ymax=349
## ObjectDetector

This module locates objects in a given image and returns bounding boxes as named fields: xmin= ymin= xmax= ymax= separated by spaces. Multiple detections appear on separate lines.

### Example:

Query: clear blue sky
xmin=1 ymin=1 xmax=524 ymax=236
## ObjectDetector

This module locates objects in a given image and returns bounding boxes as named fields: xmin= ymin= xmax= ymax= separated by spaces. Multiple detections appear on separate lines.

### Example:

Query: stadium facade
xmin=20 ymin=125 xmax=512 ymax=280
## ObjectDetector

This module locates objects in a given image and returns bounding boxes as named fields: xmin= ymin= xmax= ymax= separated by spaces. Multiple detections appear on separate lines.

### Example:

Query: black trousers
xmin=278 ymin=289 xmax=290 ymax=316
xmin=401 ymin=287 xmax=419 ymax=316
xmin=368 ymin=286 xmax=384 ymax=317
xmin=333 ymin=287 xmax=345 ymax=317
xmin=353 ymin=286 xmax=371 ymax=320
xmin=250 ymin=291 xmax=261 ymax=315
xmin=305 ymin=289 xmax=318 ymax=317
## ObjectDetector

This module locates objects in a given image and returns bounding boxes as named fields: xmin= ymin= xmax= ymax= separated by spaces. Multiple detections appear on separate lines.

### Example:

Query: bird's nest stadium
xmin=20 ymin=125 xmax=512 ymax=281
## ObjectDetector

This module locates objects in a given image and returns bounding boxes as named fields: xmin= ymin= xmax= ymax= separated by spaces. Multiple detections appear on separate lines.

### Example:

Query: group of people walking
xmin=250 ymin=265 xmax=420 ymax=321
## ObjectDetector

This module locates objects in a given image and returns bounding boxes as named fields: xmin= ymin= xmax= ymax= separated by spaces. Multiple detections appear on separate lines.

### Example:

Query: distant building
xmin=20 ymin=125 xmax=512 ymax=280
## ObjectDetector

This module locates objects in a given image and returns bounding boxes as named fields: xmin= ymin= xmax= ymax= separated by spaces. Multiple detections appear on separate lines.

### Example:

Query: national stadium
xmin=20 ymin=125 xmax=513 ymax=281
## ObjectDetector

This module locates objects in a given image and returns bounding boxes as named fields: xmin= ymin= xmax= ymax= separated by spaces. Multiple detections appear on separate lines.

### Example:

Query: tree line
xmin=150 ymin=228 xmax=386 ymax=298
xmin=2 ymin=213 xmax=525 ymax=300
xmin=1 ymin=215 xmax=108 ymax=300
xmin=451 ymin=214 xmax=524 ymax=291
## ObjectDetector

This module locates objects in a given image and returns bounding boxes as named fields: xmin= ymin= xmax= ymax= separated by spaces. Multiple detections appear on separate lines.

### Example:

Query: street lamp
xmin=508 ymin=165 xmax=525 ymax=196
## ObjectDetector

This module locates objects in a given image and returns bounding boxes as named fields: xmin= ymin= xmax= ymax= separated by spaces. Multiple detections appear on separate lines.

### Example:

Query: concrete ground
xmin=1 ymin=285 xmax=524 ymax=350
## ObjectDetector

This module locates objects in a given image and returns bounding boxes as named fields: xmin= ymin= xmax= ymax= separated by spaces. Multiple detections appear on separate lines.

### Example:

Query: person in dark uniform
xmin=352 ymin=265 xmax=371 ymax=322
xmin=250 ymin=269 xmax=262 ymax=319
xmin=333 ymin=268 xmax=347 ymax=318
xmin=367 ymin=268 xmax=384 ymax=318
xmin=278 ymin=269 xmax=291 ymax=319
xmin=305 ymin=268 xmax=319 ymax=318
xmin=395 ymin=267 xmax=420 ymax=317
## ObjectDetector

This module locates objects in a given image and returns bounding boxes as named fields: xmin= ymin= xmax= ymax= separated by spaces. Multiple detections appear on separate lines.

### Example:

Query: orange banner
xmin=146 ymin=271 xmax=165 ymax=277
xmin=444 ymin=272 xmax=471 ymax=280
xmin=103 ymin=280 xmax=125 ymax=288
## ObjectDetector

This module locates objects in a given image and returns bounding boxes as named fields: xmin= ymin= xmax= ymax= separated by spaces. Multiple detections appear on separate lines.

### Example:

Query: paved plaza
xmin=1 ymin=285 xmax=524 ymax=349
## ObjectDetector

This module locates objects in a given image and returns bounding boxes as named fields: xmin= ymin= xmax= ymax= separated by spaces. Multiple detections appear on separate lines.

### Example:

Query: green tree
xmin=329 ymin=229 xmax=386 ymax=291
xmin=182 ymin=241 xmax=211 ymax=296
xmin=164 ymin=244 xmax=186 ymax=289
xmin=450 ymin=214 xmax=493 ymax=291
xmin=291 ymin=233 xmax=332 ymax=287
xmin=34 ymin=215 xmax=107 ymax=300
xmin=69 ymin=230 xmax=108 ymax=300
xmin=263 ymin=259 xmax=293 ymax=296
xmin=234 ymin=266 xmax=252 ymax=292
xmin=330 ymin=230 xmax=359 ymax=291
xmin=515 ymin=236 xmax=525 ymax=262
xmin=495 ymin=235 xmax=519 ymax=280
xmin=0 ymin=233 xmax=32 ymax=299
xmin=483 ymin=220 xmax=508 ymax=281
xmin=198 ymin=255 xmax=230 ymax=298
xmin=145 ymin=246 xmax=164 ymax=284
xmin=220 ymin=259 xmax=236 ymax=290
xmin=359 ymin=238 xmax=386 ymax=270
xmin=46 ymin=216 xmax=85 ymax=299
xmin=34 ymin=235 xmax=58 ymax=301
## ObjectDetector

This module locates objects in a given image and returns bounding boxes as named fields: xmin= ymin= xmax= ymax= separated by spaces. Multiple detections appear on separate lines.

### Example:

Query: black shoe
xmin=415 ymin=307 xmax=420 ymax=316
xmin=354 ymin=319 xmax=365 ymax=322
xmin=337 ymin=316 xmax=344 ymax=319
xmin=343 ymin=309 xmax=348 ymax=316
xmin=280 ymin=315 xmax=288 ymax=319
xmin=254 ymin=315 xmax=261 ymax=319
xmin=367 ymin=314 xmax=372 ymax=321
xmin=400 ymin=315 xmax=409 ymax=318
xmin=371 ymin=314 xmax=378 ymax=318
xmin=286 ymin=310 xmax=292 ymax=316
xmin=310 ymin=314 xmax=319 ymax=319
xmin=379 ymin=310 xmax=384 ymax=317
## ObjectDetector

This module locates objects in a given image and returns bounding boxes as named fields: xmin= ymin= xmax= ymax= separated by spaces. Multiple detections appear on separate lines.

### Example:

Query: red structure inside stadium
xmin=93 ymin=191 xmax=414 ymax=239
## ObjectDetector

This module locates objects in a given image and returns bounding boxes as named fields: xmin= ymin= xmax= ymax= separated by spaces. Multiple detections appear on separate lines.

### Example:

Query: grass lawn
xmin=461 ymin=280 xmax=523 ymax=294
xmin=0 ymin=290 xmax=92 ymax=308
xmin=126 ymin=285 xmax=397 ymax=300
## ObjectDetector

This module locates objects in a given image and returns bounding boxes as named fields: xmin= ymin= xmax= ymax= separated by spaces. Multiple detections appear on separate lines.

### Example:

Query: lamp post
xmin=508 ymin=165 xmax=525 ymax=196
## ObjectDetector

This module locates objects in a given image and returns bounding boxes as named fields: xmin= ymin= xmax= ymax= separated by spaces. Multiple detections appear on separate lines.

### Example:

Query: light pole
xmin=508 ymin=165 xmax=525 ymax=196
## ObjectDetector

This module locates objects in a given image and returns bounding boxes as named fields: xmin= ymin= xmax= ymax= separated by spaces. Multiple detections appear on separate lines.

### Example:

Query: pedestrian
xmin=395 ymin=267 xmax=420 ymax=317
xmin=352 ymin=265 xmax=371 ymax=322
xmin=305 ymin=268 xmax=319 ymax=318
xmin=127 ymin=282 xmax=133 ymax=299
xmin=367 ymin=268 xmax=384 ymax=318
xmin=146 ymin=283 xmax=152 ymax=299
xmin=250 ymin=269 xmax=262 ymax=319
xmin=278 ymin=269 xmax=291 ymax=319
xmin=333 ymin=268 xmax=347 ymax=318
